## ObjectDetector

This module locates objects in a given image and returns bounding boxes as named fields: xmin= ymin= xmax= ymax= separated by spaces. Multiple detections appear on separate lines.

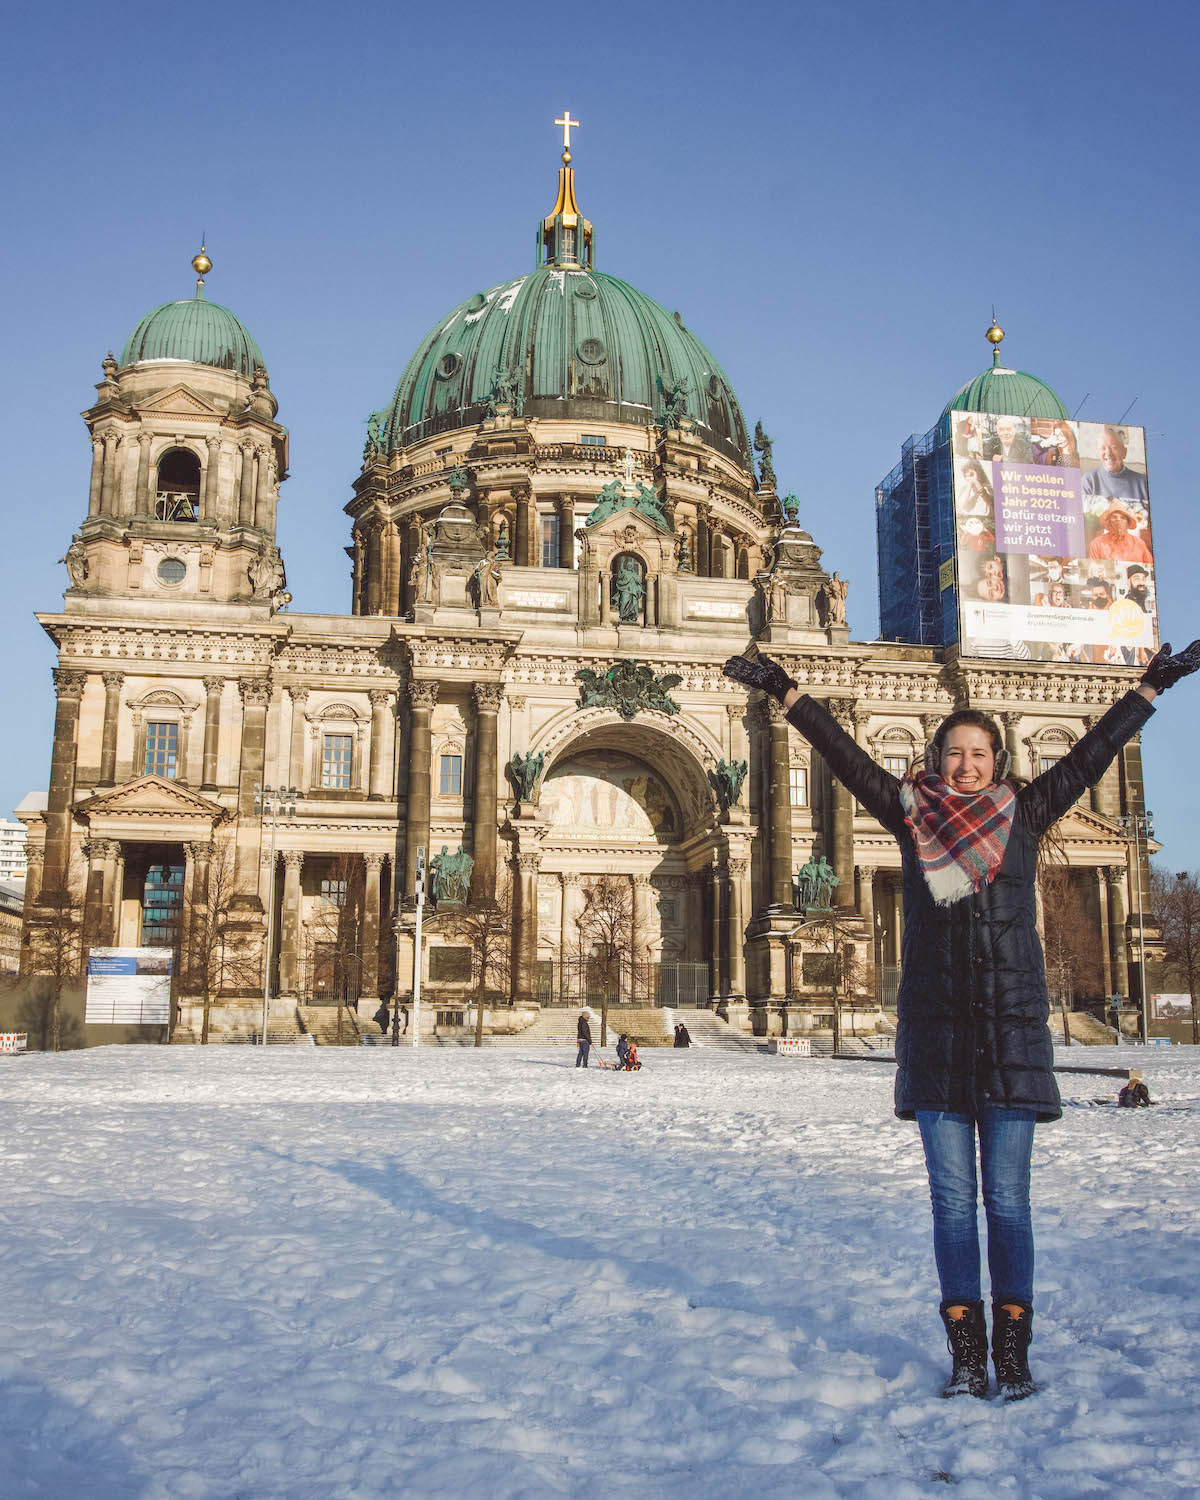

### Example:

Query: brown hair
xmin=931 ymin=709 xmax=1004 ymax=763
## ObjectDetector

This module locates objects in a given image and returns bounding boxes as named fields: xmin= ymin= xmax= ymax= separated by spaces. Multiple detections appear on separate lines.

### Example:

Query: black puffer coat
xmin=785 ymin=689 xmax=1155 ymax=1122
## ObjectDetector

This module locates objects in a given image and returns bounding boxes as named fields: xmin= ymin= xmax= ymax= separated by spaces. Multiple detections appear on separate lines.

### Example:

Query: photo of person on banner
xmin=959 ymin=459 xmax=995 ymax=516
xmin=982 ymin=415 xmax=1033 ymax=464
xmin=1088 ymin=499 xmax=1153 ymax=565
xmin=1081 ymin=424 xmax=1149 ymax=503
xmin=1031 ymin=420 xmax=1080 ymax=468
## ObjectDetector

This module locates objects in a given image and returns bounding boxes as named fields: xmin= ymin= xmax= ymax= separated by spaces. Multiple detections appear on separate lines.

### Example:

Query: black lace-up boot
xmin=939 ymin=1300 xmax=989 ymax=1398
xmin=992 ymin=1300 xmax=1035 ymax=1401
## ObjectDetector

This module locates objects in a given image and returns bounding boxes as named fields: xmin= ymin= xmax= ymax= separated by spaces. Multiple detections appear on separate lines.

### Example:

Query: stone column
xmin=1095 ymin=865 xmax=1114 ymax=996
xmin=185 ymin=839 xmax=211 ymax=980
xmin=204 ymin=436 xmax=222 ymax=519
xmin=199 ymin=677 xmax=224 ymax=792
xmin=278 ymin=850 xmax=303 ymax=995
xmin=828 ymin=701 xmax=856 ymax=895
xmin=99 ymin=432 xmax=124 ymax=517
xmin=726 ymin=855 xmax=749 ymax=1000
xmin=234 ymin=678 xmax=271 ymax=894
xmin=857 ymin=864 xmax=877 ymax=997
xmin=237 ymin=443 xmax=256 ymax=526
xmin=556 ymin=496 xmax=574 ymax=568
xmin=286 ymin=686 xmax=308 ymax=791
xmin=1000 ymin=713 xmax=1023 ymax=777
xmin=88 ymin=436 xmax=104 ymax=518
xmin=98 ymin=839 xmax=122 ymax=948
xmin=404 ymin=680 xmax=438 ymax=898
xmin=1086 ymin=714 xmax=1121 ymax=817
xmin=470 ymin=683 xmax=502 ymax=901
xmin=891 ymin=881 xmax=904 ymax=966
xmin=384 ymin=523 xmax=402 ymax=614
xmin=42 ymin=668 xmax=87 ymax=896
xmin=765 ymin=698 xmax=794 ymax=908
xmin=361 ymin=852 xmax=384 ymax=1004
xmin=514 ymin=850 xmax=542 ymax=1003
xmin=695 ymin=504 xmax=711 ymax=578
xmin=254 ymin=445 xmax=273 ymax=529
xmin=558 ymin=872 xmax=579 ymax=962
xmin=1105 ymin=865 xmax=1130 ymax=998
xmin=134 ymin=432 xmax=154 ymax=517
xmin=710 ymin=861 xmax=724 ymax=997
xmin=97 ymin=671 xmax=124 ymax=787
xmin=516 ymin=485 xmax=536 ymax=567
xmin=368 ymin=689 xmax=394 ymax=800
xmin=84 ymin=841 xmax=110 ymax=949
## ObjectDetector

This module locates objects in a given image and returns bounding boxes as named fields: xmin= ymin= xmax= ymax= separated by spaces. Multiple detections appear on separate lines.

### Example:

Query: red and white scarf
xmin=899 ymin=770 xmax=1017 ymax=906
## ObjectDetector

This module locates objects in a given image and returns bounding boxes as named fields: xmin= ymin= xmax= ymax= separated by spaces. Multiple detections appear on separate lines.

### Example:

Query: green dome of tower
xmin=119 ymin=250 xmax=265 ymax=377
xmin=943 ymin=320 xmax=1069 ymax=421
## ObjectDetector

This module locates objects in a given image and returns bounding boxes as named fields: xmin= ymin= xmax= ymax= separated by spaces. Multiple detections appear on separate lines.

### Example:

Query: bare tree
xmin=180 ymin=837 xmax=248 ymax=1045
xmin=304 ymin=855 xmax=364 ymax=1043
xmin=575 ymin=875 xmax=633 ymax=1047
xmin=436 ymin=873 xmax=515 ymax=1046
xmin=1040 ymin=867 xmax=1105 ymax=1046
xmin=21 ymin=856 xmax=94 ymax=1051
xmin=797 ymin=906 xmax=868 ymax=1053
xmin=1150 ymin=865 xmax=1200 ymax=1045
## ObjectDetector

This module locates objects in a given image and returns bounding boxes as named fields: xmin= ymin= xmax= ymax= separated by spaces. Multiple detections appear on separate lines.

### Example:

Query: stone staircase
xmin=662 ymin=1008 xmax=762 ymax=1055
xmin=298 ymin=1005 xmax=383 ymax=1047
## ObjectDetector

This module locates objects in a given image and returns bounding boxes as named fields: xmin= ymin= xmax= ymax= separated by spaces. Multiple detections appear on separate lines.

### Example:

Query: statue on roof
xmin=487 ymin=366 xmax=525 ymax=417
xmin=713 ymin=758 xmax=748 ymax=811
xmin=657 ymin=373 xmax=690 ymax=428
xmin=364 ymin=410 xmax=387 ymax=458
xmin=754 ymin=421 xmax=776 ymax=490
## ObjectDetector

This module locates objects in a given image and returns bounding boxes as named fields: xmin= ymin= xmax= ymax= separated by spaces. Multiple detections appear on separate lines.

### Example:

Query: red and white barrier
xmin=770 ymin=1038 xmax=812 ymax=1057
xmin=0 ymin=1033 xmax=28 ymax=1054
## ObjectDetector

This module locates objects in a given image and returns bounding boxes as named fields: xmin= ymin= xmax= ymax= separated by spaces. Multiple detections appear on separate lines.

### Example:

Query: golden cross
xmin=555 ymin=111 xmax=580 ymax=150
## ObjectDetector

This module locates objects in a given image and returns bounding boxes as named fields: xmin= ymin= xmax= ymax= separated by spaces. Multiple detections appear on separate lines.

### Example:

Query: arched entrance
xmin=524 ymin=713 xmax=722 ymax=1007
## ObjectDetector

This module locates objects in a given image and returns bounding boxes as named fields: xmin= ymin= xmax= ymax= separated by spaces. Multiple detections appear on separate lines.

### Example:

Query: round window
xmin=577 ymin=338 xmax=607 ymax=365
xmin=436 ymin=352 xmax=462 ymax=379
xmin=465 ymin=292 xmax=487 ymax=314
xmin=157 ymin=557 xmax=186 ymax=586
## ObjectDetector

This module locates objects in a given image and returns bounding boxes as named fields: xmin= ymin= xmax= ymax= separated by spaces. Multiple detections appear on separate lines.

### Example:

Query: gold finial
xmin=192 ymin=242 xmax=211 ymax=298
xmin=986 ymin=315 xmax=1004 ymax=365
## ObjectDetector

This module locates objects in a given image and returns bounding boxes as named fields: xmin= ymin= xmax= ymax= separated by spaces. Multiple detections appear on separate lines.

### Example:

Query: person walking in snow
xmin=576 ymin=1012 xmax=592 ymax=1068
xmin=724 ymin=639 xmax=1200 ymax=1402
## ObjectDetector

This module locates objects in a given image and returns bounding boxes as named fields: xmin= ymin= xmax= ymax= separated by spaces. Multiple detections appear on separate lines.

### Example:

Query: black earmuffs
xmin=925 ymin=740 xmax=1011 ymax=782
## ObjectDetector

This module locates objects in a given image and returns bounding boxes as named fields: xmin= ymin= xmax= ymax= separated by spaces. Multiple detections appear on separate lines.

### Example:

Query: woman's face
xmin=940 ymin=726 xmax=997 ymax=793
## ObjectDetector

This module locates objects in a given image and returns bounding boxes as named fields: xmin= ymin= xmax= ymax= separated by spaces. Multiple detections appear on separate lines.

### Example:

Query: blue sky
xmin=2 ymin=0 xmax=1198 ymax=861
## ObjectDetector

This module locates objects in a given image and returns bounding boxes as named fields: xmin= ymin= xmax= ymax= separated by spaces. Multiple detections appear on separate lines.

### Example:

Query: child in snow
xmin=724 ymin=639 xmax=1200 ymax=1402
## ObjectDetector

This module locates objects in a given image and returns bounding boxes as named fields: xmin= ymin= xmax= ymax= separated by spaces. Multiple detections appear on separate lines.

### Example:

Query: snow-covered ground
xmin=3 ymin=1044 xmax=1199 ymax=1499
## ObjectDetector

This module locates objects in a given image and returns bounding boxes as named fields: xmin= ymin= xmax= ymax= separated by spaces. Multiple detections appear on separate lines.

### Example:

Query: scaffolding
xmin=876 ymin=413 xmax=957 ymax=646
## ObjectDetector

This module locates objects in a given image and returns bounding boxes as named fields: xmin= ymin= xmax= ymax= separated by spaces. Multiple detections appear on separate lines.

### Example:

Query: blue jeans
xmin=576 ymin=1039 xmax=590 ymax=1067
xmin=916 ymin=1108 xmax=1036 ymax=1304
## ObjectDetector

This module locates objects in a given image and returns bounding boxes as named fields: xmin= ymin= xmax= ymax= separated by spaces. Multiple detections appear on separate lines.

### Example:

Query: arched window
xmin=155 ymin=448 xmax=201 ymax=522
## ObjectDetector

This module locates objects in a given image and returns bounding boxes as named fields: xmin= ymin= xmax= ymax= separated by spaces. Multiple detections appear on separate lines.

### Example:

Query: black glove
xmin=1140 ymin=640 xmax=1200 ymax=692
xmin=722 ymin=653 xmax=797 ymax=703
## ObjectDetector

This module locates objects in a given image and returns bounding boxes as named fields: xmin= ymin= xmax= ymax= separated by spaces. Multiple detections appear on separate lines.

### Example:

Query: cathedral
xmin=18 ymin=125 xmax=1152 ymax=1041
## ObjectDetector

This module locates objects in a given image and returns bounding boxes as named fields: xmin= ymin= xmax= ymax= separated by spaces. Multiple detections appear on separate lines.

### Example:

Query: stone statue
xmin=509 ymin=750 xmax=545 ymax=801
xmin=823 ymin=572 xmax=848 ymax=627
xmin=714 ymin=758 xmax=749 ymax=811
xmin=487 ymin=366 xmax=524 ymax=417
xmin=811 ymin=856 xmax=840 ymax=908
xmin=754 ymin=420 xmax=776 ymax=490
xmin=249 ymin=546 xmax=286 ymax=604
xmin=472 ymin=553 xmax=501 ymax=608
xmin=585 ymin=479 xmax=625 ymax=528
xmin=657 ymin=372 xmax=690 ymax=428
xmin=795 ymin=859 xmax=820 ymax=908
xmin=768 ymin=573 xmax=790 ymax=622
xmin=60 ymin=538 xmax=87 ymax=589
xmin=613 ymin=558 xmax=646 ymax=622
xmin=364 ymin=410 xmax=387 ymax=457
xmin=575 ymin=660 xmax=682 ymax=721
xmin=430 ymin=844 xmax=473 ymax=905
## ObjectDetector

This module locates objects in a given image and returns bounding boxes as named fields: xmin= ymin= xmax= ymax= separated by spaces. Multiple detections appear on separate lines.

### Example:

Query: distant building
xmin=0 ymin=882 xmax=23 ymax=972
xmin=0 ymin=819 xmax=28 ymax=885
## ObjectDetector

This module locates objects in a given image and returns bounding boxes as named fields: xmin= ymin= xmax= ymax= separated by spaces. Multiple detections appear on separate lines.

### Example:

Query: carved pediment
xmin=137 ymin=385 xmax=221 ymax=419
xmin=75 ymin=776 xmax=228 ymax=823
xmin=1055 ymin=804 xmax=1127 ymax=843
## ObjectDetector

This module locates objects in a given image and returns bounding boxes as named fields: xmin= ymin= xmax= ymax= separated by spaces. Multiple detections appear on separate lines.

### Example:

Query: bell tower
xmin=63 ymin=248 xmax=289 ymax=617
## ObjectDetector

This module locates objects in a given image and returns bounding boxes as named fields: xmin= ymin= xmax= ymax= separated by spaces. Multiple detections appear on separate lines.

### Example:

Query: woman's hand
xmin=1140 ymin=640 xmax=1200 ymax=695
xmin=722 ymin=652 xmax=798 ymax=704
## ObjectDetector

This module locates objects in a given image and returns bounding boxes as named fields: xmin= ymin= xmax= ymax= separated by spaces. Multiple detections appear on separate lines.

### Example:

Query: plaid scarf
xmin=899 ymin=770 xmax=1017 ymax=906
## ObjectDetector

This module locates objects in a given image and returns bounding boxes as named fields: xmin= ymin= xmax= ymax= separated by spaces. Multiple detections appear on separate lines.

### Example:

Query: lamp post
xmin=1117 ymin=810 xmax=1154 ymax=1045
xmin=254 ymin=783 xmax=298 ymax=1046
xmin=412 ymin=845 xmax=426 ymax=1049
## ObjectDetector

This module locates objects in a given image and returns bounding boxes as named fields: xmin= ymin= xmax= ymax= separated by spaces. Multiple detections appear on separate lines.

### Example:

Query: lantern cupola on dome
xmin=538 ymin=110 xmax=594 ymax=270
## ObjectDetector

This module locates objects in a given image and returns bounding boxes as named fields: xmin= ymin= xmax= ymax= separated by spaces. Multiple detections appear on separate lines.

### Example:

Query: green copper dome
xmin=120 ymin=294 xmax=265 ymax=377
xmin=380 ymin=267 xmax=751 ymax=467
xmin=944 ymin=365 xmax=1069 ymax=421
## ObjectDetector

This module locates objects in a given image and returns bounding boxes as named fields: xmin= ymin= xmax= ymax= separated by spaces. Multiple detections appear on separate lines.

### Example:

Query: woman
xmin=723 ymin=641 xmax=1200 ymax=1401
